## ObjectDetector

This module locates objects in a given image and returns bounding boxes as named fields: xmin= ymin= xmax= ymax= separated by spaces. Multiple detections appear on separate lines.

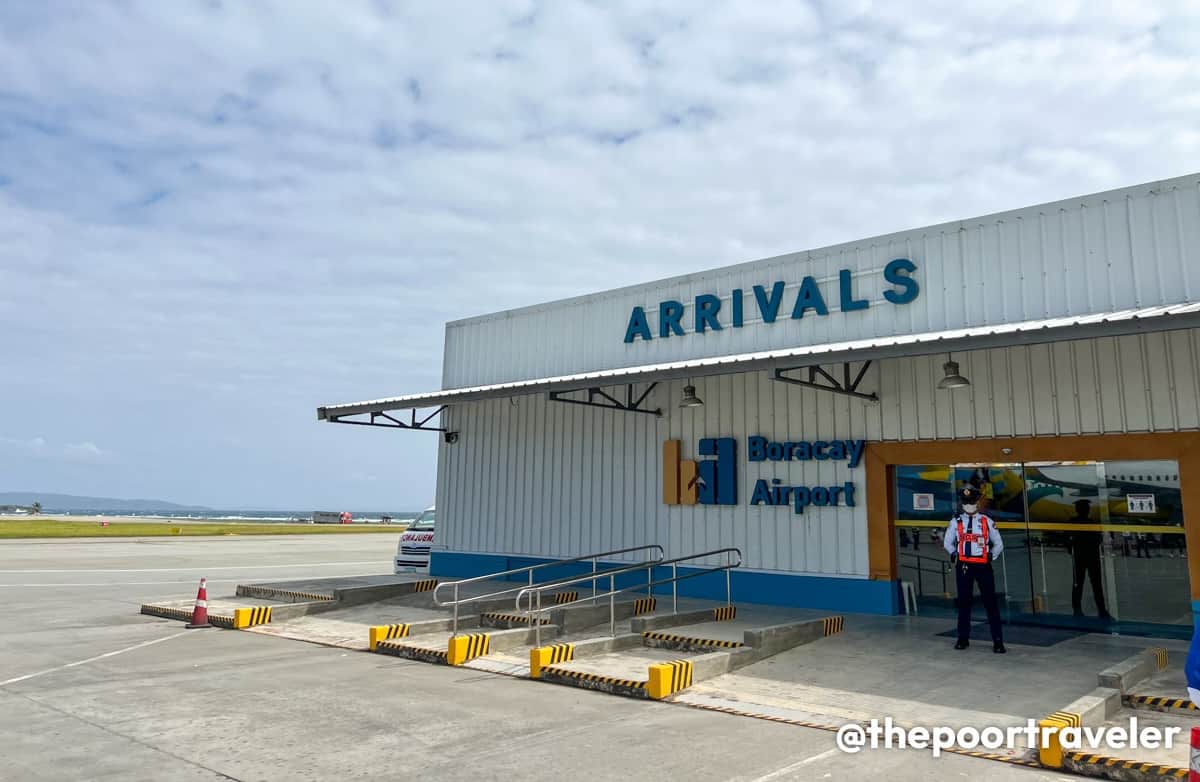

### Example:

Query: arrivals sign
xmin=663 ymin=436 xmax=866 ymax=514
xmin=625 ymin=259 xmax=919 ymax=343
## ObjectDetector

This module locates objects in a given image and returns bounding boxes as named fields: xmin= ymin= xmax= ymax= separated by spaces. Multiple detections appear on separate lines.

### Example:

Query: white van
xmin=394 ymin=505 xmax=435 ymax=574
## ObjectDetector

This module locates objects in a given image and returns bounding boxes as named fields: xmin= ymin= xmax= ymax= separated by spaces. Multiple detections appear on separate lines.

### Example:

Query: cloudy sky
xmin=2 ymin=1 xmax=1198 ymax=510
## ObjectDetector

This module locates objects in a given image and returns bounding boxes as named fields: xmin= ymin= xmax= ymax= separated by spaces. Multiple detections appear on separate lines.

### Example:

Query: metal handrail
xmin=516 ymin=547 xmax=743 ymax=647
xmin=898 ymin=552 xmax=950 ymax=597
xmin=433 ymin=544 xmax=665 ymax=635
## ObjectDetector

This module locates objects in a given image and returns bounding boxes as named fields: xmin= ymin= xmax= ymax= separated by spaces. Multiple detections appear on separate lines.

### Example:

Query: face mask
xmin=962 ymin=504 xmax=978 ymax=514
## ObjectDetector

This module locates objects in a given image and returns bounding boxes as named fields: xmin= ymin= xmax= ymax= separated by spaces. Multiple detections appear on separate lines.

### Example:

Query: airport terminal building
xmin=321 ymin=173 xmax=1200 ymax=638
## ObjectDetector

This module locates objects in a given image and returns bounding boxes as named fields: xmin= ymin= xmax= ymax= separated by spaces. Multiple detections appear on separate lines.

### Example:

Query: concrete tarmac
xmin=0 ymin=536 xmax=1072 ymax=781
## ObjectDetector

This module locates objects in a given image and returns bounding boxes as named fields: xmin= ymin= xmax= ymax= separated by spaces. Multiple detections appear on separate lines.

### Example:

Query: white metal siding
xmin=436 ymin=328 xmax=1200 ymax=578
xmin=444 ymin=175 xmax=1200 ymax=388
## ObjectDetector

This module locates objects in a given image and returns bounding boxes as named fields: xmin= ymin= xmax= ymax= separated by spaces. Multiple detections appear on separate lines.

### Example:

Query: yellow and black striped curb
xmin=237 ymin=586 xmax=334 ymax=602
xmin=233 ymin=606 xmax=272 ymax=629
xmin=375 ymin=640 xmax=450 ymax=665
xmin=633 ymin=597 xmax=657 ymax=615
xmin=541 ymin=665 xmax=647 ymax=696
xmin=647 ymin=659 xmax=694 ymax=700
xmin=447 ymin=633 xmax=490 ymax=665
xmin=712 ymin=605 xmax=736 ymax=621
xmin=1047 ymin=711 xmax=1082 ymax=728
xmin=1037 ymin=711 xmax=1081 ymax=768
xmin=822 ymin=616 xmax=844 ymax=635
xmin=675 ymin=701 xmax=1041 ymax=768
xmin=954 ymin=749 xmax=1041 ymax=767
xmin=529 ymin=643 xmax=574 ymax=679
xmin=553 ymin=591 xmax=578 ymax=604
xmin=140 ymin=604 xmax=234 ymax=629
xmin=411 ymin=579 xmax=438 ymax=593
xmin=1151 ymin=647 xmax=1169 ymax=671
xmin=479 ymin=611 xmax=550 ymax=627
xmin=369 ymin=624 xmax=410 ymax=651
xmin=1125 ymin=694 xmax=1198 ymax=712
xmin=642 ymin=630 xmax=743 ymax=650
xmin=1064 ymin=751 xmax=1187 ymax=779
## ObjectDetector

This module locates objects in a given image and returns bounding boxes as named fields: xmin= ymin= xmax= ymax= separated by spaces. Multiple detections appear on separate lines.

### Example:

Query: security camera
xmin=443 ymin=431 xmax=459 ymax=444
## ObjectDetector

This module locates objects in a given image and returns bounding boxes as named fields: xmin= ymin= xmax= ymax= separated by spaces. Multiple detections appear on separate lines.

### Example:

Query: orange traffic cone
xmin=186 ymin=577 xmax=212 ymax=628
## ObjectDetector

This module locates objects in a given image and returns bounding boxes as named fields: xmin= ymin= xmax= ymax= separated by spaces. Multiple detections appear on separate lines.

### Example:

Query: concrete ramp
xmin=1039 ymin=645 xmax=1194 ymax=777
xmin=242 ymin=578 xmax=551 ymax=648
xmin=375 ymin=625 xmax=563 ymax=666
xmin=140 ymin=574 xmax=442 ymax=633
xmin=237 ymin=574 xmax=438 ymax=606
xmin=140 ymin=595 xmax=321 ymax=629
xmin=529 ymin=611 xmax=844 ymax=701
xmin=539 ymin=646 xmax=693 ymax=698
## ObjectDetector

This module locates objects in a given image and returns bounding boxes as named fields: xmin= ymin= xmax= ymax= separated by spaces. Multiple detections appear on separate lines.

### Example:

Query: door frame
xmin=864 ymin=433 xmax=1200 ymax=614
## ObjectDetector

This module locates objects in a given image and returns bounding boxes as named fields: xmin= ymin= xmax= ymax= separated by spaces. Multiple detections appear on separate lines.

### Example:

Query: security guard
xmin=942 ymin=486 xmax=1007 ymax=653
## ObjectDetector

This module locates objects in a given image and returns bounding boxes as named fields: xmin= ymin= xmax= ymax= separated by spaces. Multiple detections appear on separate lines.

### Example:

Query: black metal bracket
xmin=774 ymin=362 xmax=878 ymax=402
xmin=323 ymin=405 xmax=448 ymax=431
xmin=547 ymin=383 xmax=661 ymax=417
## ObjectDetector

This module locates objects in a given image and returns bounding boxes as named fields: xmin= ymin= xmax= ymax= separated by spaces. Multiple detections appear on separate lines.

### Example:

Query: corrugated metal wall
xmin=444 ymin=175 xmax=1200 ymax=389
xmin=436 ymin=328 xmax=1200 ymax=578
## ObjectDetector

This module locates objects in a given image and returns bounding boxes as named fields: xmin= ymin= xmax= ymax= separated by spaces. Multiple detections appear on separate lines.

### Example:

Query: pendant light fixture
xmin=679 ymin=380 xmax=704 ymax=408
xmin=937 ymin=354 xmax=970 ymax=390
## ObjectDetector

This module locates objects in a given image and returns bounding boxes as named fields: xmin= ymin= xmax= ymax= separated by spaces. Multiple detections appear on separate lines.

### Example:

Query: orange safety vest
xmin=956 ymin=515 xmax=991 ymax=564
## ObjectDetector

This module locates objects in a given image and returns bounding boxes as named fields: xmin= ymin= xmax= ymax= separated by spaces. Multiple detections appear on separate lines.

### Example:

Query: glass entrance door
xmin=894 ymin=459 xmax=1190 ymax=636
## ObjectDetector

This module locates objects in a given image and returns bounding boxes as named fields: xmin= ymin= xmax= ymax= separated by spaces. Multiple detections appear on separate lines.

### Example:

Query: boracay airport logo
xmin=662 ymin=438 xmax=738 ymax=506
xmin=663 ymin=436 xmax=866 ymax=514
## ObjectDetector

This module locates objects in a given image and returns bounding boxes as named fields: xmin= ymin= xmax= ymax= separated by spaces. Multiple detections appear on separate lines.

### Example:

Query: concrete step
xmin=529 ymin=614 xmax=844 ymax=700
xmin=482 ymin=596 xmax=662 ymax=631
xmin=1063 ymin=705 xmax=1193 ymax=776
xmin=235 ymin=580 xmax=590 ymax=649
xmin=236 ymin=574 xmax=439 ymax=608
xmin=245 ymin=600 xmax=478 ymax=649
xmin=374 ymin=625 xmax=562 ymax=666
xmin=141 ymin=574 xmax=448 ymax=631
xmin=1123 ymin=693 xmax=1200 ymax=715
xmin=140 ymin=595 xmax=315 ymax=629
xmin=538 ymin=647 xmax=698 ymax=699
xmin=479 ymin=611 xmax=553 ymax=629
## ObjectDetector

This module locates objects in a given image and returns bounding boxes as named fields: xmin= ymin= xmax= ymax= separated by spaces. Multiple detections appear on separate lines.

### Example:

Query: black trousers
xmin=956 ymin=560 xmax=1003 ymax=643
xmin=1071 ymin=551 xmax=1107 ymax=614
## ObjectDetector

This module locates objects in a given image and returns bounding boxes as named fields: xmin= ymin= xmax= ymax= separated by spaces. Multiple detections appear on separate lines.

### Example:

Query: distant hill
xmin=0 ymin=492 xmax=210 ymax=512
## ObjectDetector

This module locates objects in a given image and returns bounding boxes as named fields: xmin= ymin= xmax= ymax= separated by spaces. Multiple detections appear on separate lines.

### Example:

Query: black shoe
xmin=1072 ymin=610 xmax=1084 ymax=617
xmin=993 ymin=642 xmax=1007 ymax=654
xmin=1098 ymin=611 xmax=1114 ymax=621
xmin=954 ymin=639 xmax=969 ymax=650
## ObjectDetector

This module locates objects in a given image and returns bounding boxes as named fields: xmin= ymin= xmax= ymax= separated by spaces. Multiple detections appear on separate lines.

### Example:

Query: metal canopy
xmin=775 ymin=362 xmax=877 ymax=402
xmin=324 ymin=406 xmax=447 ymax=432
xmin=547 ymin=383 xmax=662 ymax=417
xmin=317 ymin=302 xmax=1200 ymax=422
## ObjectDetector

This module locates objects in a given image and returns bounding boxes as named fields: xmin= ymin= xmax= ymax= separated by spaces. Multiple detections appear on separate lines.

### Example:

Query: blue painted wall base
xmin=430 ymin=551 xmax=900 ymax=615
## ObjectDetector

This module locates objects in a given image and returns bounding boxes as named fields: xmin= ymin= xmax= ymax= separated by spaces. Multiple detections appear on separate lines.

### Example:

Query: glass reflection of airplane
xmin=1031 ymin=464 xmax=1178 ymax=523
xmin=1041 ymin=465 xmax=1180 ymax=494
xmin=896 ymin=463 xmax=1179 ymax=525
xmin=899 ymin=465 xmax=1027 ymax=518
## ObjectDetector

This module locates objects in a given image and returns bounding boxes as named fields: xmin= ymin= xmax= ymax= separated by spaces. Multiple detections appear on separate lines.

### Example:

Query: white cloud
xmin=0 ymin=436 xmax=48 ymax=455
xmin=0 ymin=436 xmax=111 ymax=465
xmin=62 ymin=442 xmax=111 ymax=464
xmin=0 ymin=1 xmax=1198 ymax=506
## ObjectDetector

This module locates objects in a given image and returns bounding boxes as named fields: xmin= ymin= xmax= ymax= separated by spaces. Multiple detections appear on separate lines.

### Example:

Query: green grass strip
xmin=0 ymin=519 xmax=405 ymax=538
